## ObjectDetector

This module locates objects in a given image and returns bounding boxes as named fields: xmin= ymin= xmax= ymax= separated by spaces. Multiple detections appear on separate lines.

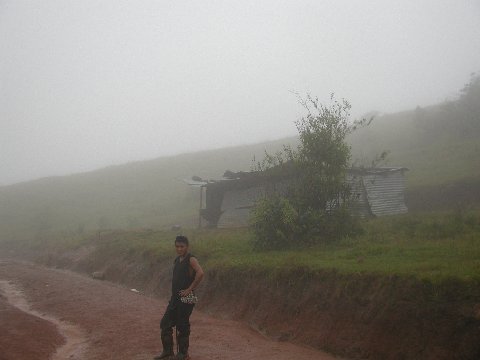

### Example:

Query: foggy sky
xmin=1 ymin=0 xmax=480 ymax=185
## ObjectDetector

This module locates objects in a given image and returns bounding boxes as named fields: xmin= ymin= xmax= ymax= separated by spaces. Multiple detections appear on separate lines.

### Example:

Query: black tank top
xmin=172 ymin=253 xmax=196 ymax=298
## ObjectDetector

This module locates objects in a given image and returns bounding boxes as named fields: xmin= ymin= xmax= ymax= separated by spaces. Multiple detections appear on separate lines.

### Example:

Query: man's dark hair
xmin=175 ymin=235 xmax=189 ymax=246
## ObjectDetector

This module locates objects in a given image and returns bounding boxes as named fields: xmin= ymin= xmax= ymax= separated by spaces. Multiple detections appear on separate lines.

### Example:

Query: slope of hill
xmin=349 ymin=74 xmax=480 ymax=210
xmin=1 ymin=75 xmax=478 ymax=242
xmin=0 ymin=138 xmax=297 ymax=242
xmin=349 ymin=106 xmax=480 ymax=188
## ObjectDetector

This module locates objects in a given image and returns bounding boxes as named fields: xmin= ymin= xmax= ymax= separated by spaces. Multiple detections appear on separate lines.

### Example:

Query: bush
xmin=250 ymin=196 xmax=299 ymax=250
xmin=251 ymin=196 xmax=362 ymax=249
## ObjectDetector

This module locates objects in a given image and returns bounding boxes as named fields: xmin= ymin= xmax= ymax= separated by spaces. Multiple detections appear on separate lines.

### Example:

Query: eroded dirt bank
xmin=199 ymin=267 xmax=480 ymax=360
xmin=0 ymin=260 xmax=341 ymax=360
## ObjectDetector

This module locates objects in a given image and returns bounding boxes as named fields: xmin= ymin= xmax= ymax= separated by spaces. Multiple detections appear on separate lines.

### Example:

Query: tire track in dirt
xmin=0 ymin=279 xmax=88 ymax=360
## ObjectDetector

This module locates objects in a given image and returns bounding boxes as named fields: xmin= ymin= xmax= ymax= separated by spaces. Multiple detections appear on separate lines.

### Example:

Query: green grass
xmin=2 ymin=211 xmax=478 ymax=284
xmin=23 ymin=210 xmax=476 ymax=284
xmin=194 ymin=211 xmax=480 ymax=283
xmin=198 ymin=236 xmax=480 ymax=283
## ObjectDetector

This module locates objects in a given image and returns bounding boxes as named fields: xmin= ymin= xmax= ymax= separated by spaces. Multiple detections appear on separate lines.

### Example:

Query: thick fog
xmin=1 ymin=0 xmax=479 ymax=185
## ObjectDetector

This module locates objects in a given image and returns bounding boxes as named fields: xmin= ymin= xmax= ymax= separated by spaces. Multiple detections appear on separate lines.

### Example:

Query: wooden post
xmin=198 ymin=186 xmax=203 ymax=229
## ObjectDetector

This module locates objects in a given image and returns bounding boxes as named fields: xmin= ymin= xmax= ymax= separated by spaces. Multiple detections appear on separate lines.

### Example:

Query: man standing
xmin=154 ymin=235 xmax=204 ymax=360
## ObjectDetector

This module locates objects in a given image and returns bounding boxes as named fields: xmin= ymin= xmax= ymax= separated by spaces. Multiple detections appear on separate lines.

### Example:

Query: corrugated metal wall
xmin=362 ymin=170 xmax=408 ymax=216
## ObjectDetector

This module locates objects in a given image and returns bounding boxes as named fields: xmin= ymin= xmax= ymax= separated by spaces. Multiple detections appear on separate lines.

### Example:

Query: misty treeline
xmin=250 ymin=95 xmax=368 ymax=249
xmin=413 ymin=72 xmax=480 ymax=139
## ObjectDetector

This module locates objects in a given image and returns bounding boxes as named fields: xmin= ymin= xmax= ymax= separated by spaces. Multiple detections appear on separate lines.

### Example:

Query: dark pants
xmin=160 ymin=297 xmax=195 ymax=341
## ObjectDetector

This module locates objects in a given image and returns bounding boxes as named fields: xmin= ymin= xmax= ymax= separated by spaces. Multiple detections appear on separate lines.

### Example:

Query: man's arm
xmin=179 ymin=257 xmax=204 ymax=296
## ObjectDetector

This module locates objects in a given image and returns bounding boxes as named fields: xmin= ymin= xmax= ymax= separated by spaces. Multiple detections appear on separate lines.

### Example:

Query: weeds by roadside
xmin=2 ymin=210 xmax=479 ymax=284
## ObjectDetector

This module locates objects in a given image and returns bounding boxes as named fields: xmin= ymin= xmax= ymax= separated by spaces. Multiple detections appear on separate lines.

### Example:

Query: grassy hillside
xmin=0 ymin=138 xmax=297 ymax=242
xmin=0 ymin=75 xmax=479 ymax=243
xmin=349 ymin=109 xmax=480 ymax=188
xmin=350 ymin=74 xmax=480 ymax=188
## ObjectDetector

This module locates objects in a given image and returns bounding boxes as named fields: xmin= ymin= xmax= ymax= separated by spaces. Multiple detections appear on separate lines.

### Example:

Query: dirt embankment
xmin=199 ymin=267 xmax=480 ymax=360
xmin=14 ymin=244 xmax=480 ymax=360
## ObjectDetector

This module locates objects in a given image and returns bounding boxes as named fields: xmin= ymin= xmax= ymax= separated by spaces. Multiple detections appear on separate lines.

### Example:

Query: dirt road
xmin=0 ymin=260 xmax=342 ymax=360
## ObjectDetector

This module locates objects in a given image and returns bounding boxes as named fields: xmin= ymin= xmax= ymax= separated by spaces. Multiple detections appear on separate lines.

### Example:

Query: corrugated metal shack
xmin=199 ymin=167 xmax=408 ymax=228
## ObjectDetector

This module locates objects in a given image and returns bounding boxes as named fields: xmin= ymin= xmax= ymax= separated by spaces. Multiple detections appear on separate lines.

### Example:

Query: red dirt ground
xmin=0 ymin=296 xmax=64 ymax=360
xmin=0 ymin=260 xmax=343 ymax=360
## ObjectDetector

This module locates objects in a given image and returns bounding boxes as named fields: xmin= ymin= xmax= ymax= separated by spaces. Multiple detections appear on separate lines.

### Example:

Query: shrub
xmin=250 ymin=196 xmax=299 ymax=250
xmin=250 ymin=94 xmax=368 ymax=249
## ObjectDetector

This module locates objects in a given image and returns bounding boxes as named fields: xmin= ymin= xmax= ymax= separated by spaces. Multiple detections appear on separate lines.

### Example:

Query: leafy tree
xmin=251 ymin=94 xmax=367 ymax=249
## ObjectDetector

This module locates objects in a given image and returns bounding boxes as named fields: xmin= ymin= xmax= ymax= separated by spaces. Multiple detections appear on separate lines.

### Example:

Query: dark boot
xmin=154 ymin=333 xmax=174 ymax=359
xmin=175 ymin=335 xmax=189 ymax=359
